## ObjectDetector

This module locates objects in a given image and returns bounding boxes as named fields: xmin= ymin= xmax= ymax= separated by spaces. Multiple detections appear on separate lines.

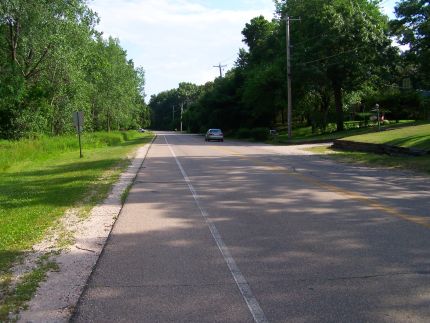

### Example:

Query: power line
xmin=292 ymin=33 xmax=327 ymax=47
xmin=298 ymin=47 xmax=359 ymax=66
xmin=219 ymin=53 xmax=237 ymax=64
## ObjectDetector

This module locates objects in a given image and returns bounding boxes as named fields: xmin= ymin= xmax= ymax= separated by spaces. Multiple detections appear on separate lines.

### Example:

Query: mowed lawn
xmin=0 ymin=131 xmax=153 ymax=273
xmin=275 ymin=120 xmax=417 ymax=144
xmin=340 ymin=123 xmax=430 ymax=150
xmin=311 ymin=123 xmax=430 ymax=174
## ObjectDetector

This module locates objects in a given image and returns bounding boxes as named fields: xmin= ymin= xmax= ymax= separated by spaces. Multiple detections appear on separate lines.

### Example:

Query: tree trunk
xmin=332 ymin=81 xmax=344 ymax=131
xmin=280 ymin=109 xmax=284 ymax=124
xmin=8 ymin=18 xmax=19 ymax=64
xmin=319 ymin=90 xmax=330 ymax=131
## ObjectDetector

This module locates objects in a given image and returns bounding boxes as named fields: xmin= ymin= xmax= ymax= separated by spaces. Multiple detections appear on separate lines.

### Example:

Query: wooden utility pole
xmin=286 ymin=16 xmax=300 ymax=139
xmin=180 ymin=102 xmax=183 ymax=132
xmin=213 ymin=63 xmax=227 ymax=77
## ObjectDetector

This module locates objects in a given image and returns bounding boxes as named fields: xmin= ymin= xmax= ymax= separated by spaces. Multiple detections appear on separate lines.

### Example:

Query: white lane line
xmin=164 ymin=136 xmax=268 ymax=323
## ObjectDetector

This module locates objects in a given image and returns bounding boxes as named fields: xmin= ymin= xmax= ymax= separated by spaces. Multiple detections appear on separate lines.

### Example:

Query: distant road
xmin=73 ymin=132 xmax=430 ymax=322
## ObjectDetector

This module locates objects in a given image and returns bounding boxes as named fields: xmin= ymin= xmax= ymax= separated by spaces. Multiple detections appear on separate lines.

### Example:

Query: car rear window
xmin=210 ymin=129 xmax=222 ymax=133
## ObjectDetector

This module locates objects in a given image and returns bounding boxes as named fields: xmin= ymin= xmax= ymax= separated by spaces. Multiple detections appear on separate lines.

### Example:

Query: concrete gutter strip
xmin=18 ymin=136 xmax=155 ymax=323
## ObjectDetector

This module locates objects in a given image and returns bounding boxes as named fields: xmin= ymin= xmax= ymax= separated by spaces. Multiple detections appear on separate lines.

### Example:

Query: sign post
xmin=73 ymin=111 xmax=84 ymax=158
xmin=372 ymin=104 xmax=381 ymax=131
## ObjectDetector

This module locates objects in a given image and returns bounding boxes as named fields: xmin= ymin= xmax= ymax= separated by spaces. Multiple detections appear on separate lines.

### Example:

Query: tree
xmin=239 ymin=16 xmax=286 ymax=126
xmin=149 ymin=1 xmax=399 ymax=134
xmin=242 ymin=16 xmax=277 ymax=63
xmin=0 ymin=1 xmax=148 ymax=138
xmin=276 ymin=0 xmax=393 ymax=131
xmin=390 ymin=0 xmax=430 ymax=88
xmin=0 ymin=0 xmax=98 ymax=137
xmin=149 ymin=89 xmax=180 ymax=130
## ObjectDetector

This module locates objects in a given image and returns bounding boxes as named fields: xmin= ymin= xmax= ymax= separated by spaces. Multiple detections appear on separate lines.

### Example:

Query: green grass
xmin=305 ymin=123 xmax=430 ymax=174
xmin=307 ymin=145 xmax=430 ymax=175
xmin=121 ymin=183 xmax=133 ymax=205
xmin=0 ymin=131 xmax=145 ymax=172
xmin=275 ymin=120 xmax=420 ymax=144
xmin=0 ymin=130 xmax=154 ymax=320
xmin=0 ymin=253 xmax=59 ymax=321
xmin=0 ymin=131 xmax=153 ymax=273
xmin=339 ymin=123 xmax=430 ymax=151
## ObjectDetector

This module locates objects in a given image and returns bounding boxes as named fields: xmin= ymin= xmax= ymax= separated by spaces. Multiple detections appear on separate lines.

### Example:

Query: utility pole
xmin=213 ymin=63 xmax=227 ymax=77
xmin=180 ymin=102 xmax=183 ymax=132
xmin=286 ymin=16 xmax=300 ymax=139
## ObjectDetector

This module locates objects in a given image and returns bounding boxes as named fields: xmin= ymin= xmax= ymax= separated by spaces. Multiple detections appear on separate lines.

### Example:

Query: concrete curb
xmin=18 ymin=136 xmax=156 ymax=323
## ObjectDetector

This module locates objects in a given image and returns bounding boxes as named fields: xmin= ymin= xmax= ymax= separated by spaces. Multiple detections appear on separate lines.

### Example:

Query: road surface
xmin=72 ymin=132 xmax=430 ymax=322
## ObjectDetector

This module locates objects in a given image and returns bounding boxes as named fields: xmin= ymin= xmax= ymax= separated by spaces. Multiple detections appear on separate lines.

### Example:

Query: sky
xmin=88 ymin=0 xmax=399 ymax=100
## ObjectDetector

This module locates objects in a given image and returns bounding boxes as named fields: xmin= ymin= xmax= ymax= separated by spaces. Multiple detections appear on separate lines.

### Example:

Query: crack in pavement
xmin=325 ymin=270 xmax=430 ymax=281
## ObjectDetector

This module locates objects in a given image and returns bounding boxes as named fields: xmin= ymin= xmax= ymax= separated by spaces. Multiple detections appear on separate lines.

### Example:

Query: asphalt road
xmin=72 ymin=132 xmax=430 ymax=322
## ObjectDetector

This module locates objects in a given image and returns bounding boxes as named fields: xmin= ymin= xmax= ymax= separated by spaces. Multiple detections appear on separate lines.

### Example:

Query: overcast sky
xmin=89 ymin=0 xmax=398 ymax=100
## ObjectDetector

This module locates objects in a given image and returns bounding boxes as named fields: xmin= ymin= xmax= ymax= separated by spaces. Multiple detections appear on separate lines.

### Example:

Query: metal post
xmin=77 ymin=115 xmax=83 ymax=158
xmin=376 ymin=104 xmax=380 ymax=131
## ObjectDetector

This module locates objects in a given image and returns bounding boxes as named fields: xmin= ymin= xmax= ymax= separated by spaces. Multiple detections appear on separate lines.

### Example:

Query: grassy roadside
xmin=274 ymin=120 xmax=420 ymax=144
xmin=338 ymin=123 xmax=430 ymax=150
xmin=0 ymin=131 xmax=153 ymax=319
xmin=305 ymin=123 xmax=430 ymax=174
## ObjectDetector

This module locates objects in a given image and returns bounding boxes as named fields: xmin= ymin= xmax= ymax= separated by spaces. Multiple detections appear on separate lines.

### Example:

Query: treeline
xmin=149 ymin=0 xmax=429 ymax=135
xmin=0 ymin=0 xmax=150 ymax=139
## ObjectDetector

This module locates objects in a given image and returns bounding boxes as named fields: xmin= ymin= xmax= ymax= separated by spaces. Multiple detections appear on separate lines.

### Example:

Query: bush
xmin=199 ymin=126 xmax=207 ymax=134
xmin=324 ymin=123 xmax=337 ymax=133
xmin=364 ymin=90 xmax=424 ymax=121
xmin=236 ymin=128 xmax=251 ymax=138
xmin=343 ymin=121 xmax=361 ymax=130
xmin=250 ymin=127 xmax=270 ymax=141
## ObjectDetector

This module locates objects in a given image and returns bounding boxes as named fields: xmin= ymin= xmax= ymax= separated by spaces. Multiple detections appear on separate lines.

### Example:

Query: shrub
xmin=344 ymin=121 xmax=361 ymax=130
xmin=199 ymin=126 xmax=207 ymax=134
xmin=236 ymin=128 xmax=251 ymax=139
xmin=251 ymin=127 xmax=270 ymax=141
xmin=364 ymin=90 xmax=424 ymax=121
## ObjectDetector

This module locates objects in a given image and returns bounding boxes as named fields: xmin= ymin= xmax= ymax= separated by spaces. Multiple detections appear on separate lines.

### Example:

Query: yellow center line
xmin=211 ymin=145 xmax=430 ymax=229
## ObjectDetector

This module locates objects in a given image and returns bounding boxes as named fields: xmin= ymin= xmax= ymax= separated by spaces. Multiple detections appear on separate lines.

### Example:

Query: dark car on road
xmin=205 ymin=129 xmax=224 ymax=142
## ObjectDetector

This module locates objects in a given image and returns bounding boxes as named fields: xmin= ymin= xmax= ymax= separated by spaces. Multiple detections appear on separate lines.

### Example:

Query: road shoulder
xmin=17 ymin=138 xmax=155 ymax=323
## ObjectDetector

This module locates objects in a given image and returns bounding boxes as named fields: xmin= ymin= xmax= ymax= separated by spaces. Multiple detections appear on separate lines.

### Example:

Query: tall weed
xmin=0 ymin=131 xmax=143 ymax=171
